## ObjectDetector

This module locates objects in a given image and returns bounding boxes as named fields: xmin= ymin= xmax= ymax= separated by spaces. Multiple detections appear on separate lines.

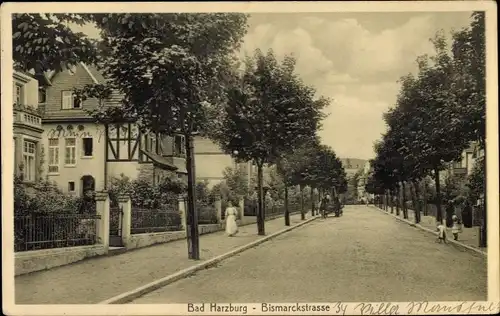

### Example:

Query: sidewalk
xmin=379 ymin=206 xmax=484 ymax=250
xmin=15 ymin=213 xmax=310 ymax=304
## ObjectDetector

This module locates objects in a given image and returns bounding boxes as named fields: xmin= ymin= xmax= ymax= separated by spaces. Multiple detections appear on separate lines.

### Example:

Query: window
xmin=61 ymin=91 xmax=81 ymax=109
xmin=48 ymin=138 xmax=60 ymax=173
xmin=14 ymin=83 xmax=23 ymax=104
xmin=23 ymin=140 xmax=36 ymax=182
xmin=82 ymin=138 xmax=93 ymax=157
xmin=38 ymin=88 xmax=47 ymax=103
xmin=65 ymin=138 xmax=77 ymax=165
xmin=174 ymin=135 xmax=186 ymax=156
xmin=68 ymin=181 xmax=75 ymax=192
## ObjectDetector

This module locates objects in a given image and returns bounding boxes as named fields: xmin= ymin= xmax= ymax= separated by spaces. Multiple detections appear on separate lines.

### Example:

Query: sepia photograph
xmin=1 ymin=1 xmax=498 ymax=315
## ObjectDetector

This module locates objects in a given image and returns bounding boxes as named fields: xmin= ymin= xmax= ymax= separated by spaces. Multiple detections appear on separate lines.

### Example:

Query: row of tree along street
xmin=13 ymin=13 xmax=347 ymax=259
xmin=364 ymin=12 xmax=487 ymax=247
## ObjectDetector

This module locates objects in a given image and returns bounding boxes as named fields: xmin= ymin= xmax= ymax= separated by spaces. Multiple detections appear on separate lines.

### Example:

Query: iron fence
xmin=197 ymin=205 xmax=218 ymax=224
xmin=265 ymin=204 xmax=284 ymax=218
xmin=242 ymin=200 xmax=302 ymax=217
xmin=14 ymin=213 xmax=100 ymax=252
xmin=131 ymin=207 xmax=182 ymax=234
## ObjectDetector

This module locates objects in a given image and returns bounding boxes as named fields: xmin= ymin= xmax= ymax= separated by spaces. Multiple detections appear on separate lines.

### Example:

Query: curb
xmin=369 ymin=205 xmax=487 ymax=258
xmin=99 ymin=215 xmax=318 ymax=304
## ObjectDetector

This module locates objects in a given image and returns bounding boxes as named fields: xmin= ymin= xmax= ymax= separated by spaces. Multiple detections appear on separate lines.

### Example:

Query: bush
xmin=108 ymin=174 xmax=185 ymax=209
xmin=14 ymin=176 xmax=88 ymax=216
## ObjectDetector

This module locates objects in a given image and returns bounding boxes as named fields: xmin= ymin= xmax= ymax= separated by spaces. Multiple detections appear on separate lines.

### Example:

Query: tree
xmin=222 ymin=166 xmax=249 ymax=199
xmin=284 ymin=140 xmax=321 ymax=219
xmin=378 ymin=32 xmax=471 ymax=223
xmin=12 ymin=14 xmax=99 ymax=72
xmin=80 ymin=13 xmax=248 ymax=260
xmin=370 ymin=140 xmax=399 ymax=214
xmin=451 ymin=12 xmax=486 ymax=246
xmin=451 ymin=12 xmax=486 ymax=149
xmin=211 ymin=49 xmax=328 ymax=235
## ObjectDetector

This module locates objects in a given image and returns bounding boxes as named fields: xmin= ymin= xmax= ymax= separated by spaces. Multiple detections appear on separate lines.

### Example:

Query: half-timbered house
xmin=39 ymin=63 xmax=187 ymax=196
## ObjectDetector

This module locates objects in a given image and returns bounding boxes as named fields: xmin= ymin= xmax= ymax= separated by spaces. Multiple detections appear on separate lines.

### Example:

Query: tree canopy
xmin=12 ymin=14 xmax=99 ymax=73
xmin=210 ymin=49 xmax=328 ymax=167
xmin=369 ymin=12 xmax=486 ymax=224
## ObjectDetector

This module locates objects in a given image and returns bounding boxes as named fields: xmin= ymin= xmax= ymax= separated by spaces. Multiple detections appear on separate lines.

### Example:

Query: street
xmin=131 ymin=205 xmax=487 ymax=303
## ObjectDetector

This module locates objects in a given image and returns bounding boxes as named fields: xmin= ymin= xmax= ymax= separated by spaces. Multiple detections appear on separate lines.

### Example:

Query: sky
xmin=71 ymin=11 xmax=473 ymax=160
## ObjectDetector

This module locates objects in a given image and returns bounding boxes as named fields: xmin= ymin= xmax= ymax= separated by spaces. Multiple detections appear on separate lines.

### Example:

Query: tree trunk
xmin=389 ymin=192 xmax=394 ymax=213
xmin=310 ymin=187 xmax=315 ymax=216
xmin=402 ymin=182 xmax=408 ymax=219
xmin=300 ymin=185 xmax=305 ymax=220
xmin=480 ymin=143 xmax=487 ymax=247
xmin=284 ymin=186 xmax=290 ymax=226
xmin=434 ymin=167 xmax=443 ymax=224
xmin=257 ymin=163 xmax=265 ymax=235
xmin=185 ymin=135 xmax=199 ymax=260
xmin=409 ymin=181 xmax=419 ymax=223
xmin=395 ymin=187 xmax=400 ymax=216
xmin=384 ymin=191 xmax=388 ymax=211
xmin=422 ymin=178 xmax=428 ymax=216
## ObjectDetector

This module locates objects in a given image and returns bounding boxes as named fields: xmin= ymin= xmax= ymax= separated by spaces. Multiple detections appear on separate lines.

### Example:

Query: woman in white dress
xmin=225 ymin=201 xmax=239 ymax=237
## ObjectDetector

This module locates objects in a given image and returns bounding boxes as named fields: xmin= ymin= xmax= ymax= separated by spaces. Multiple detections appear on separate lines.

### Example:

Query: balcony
xmin=13 ymin=103 xmax=43 ymax=130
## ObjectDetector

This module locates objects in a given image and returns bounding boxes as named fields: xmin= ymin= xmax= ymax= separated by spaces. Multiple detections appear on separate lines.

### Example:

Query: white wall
xmin=42 ymin=123 xmax=106 ymax=195
xmin=13 ymin=72 xmax=39 ymax=107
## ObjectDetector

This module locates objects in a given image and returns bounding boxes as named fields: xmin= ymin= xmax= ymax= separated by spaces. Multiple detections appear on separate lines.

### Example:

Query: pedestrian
xmin=225 ymin=201 xmax=239 ymax=237
xmin=451 ymin=214 xmax=463 ymax=241
xmin=320 ymin=195 xmax=330 ymax=219
xmin=436 ymin=221 xmax=447 ymax=243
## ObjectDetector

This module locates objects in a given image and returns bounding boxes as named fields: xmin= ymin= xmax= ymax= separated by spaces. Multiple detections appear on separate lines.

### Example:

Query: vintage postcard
xmin=1 ymin=1 xmax=498 ymax=315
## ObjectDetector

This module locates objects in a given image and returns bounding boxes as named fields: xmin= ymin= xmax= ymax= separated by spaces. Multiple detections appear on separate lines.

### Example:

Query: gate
xmin=109 ymin=206 xmax=124 ymax=247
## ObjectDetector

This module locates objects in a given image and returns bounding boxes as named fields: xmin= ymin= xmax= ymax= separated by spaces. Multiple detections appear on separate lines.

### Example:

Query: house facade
xmin=37 ymin=63 xmax=187 ymax=196
xmin=13 ymin=70 xmax=50 ymax=183
xmin=194 ymin=136 xmax=254 ymax=188
xmin=448 ymin=142 xmax=483 ymax=178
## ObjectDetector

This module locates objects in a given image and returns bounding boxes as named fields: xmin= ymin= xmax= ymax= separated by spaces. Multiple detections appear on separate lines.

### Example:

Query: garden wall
xmin=15 ymin=244 xmax=106 ymax=276
xmin=125 ymin=223 xmax=224 ymax=250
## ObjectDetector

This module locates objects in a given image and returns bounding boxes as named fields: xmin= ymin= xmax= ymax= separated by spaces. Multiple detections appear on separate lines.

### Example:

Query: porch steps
xmin=107 ymin=246 xmax=127 ymax=256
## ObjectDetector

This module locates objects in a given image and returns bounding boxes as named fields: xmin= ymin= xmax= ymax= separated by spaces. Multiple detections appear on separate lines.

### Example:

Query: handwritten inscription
xmin=47 ymin=128 xmax=105 ymax=143
xmin=355 ymin=303 xmax=400 ymax=315
xmin=406 ymin=301 xmax=500 ymax=315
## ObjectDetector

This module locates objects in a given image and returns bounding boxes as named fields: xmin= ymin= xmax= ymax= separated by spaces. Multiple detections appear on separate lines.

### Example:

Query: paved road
xmin=131 ymin=205 xmax=487 ymax=303
xmin=15 ymin=213 xmax=308 ymax=304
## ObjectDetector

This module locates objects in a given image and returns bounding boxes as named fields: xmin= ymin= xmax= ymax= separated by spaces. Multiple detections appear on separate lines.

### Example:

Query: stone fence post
xmin=215 ymin=195 xmax=222 ymax=223
xmin=95 ymin=191 xmax=110 ymax=249
xmin=118 ymin=194 xmax=132 ymax=247
xmin=178 ymin=195 xmax=187 ymax=230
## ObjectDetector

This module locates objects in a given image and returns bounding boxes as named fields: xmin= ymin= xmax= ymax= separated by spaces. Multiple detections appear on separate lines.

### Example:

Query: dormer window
xmin=62 ymin=91 xmax=81 ymax=109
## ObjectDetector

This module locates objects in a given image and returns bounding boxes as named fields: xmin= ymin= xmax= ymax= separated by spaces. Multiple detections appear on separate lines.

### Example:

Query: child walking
xmin=451 ymin=215 xmax=463 ymax=241
xmin=436 ymin=222 xmax=447 ymax=243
